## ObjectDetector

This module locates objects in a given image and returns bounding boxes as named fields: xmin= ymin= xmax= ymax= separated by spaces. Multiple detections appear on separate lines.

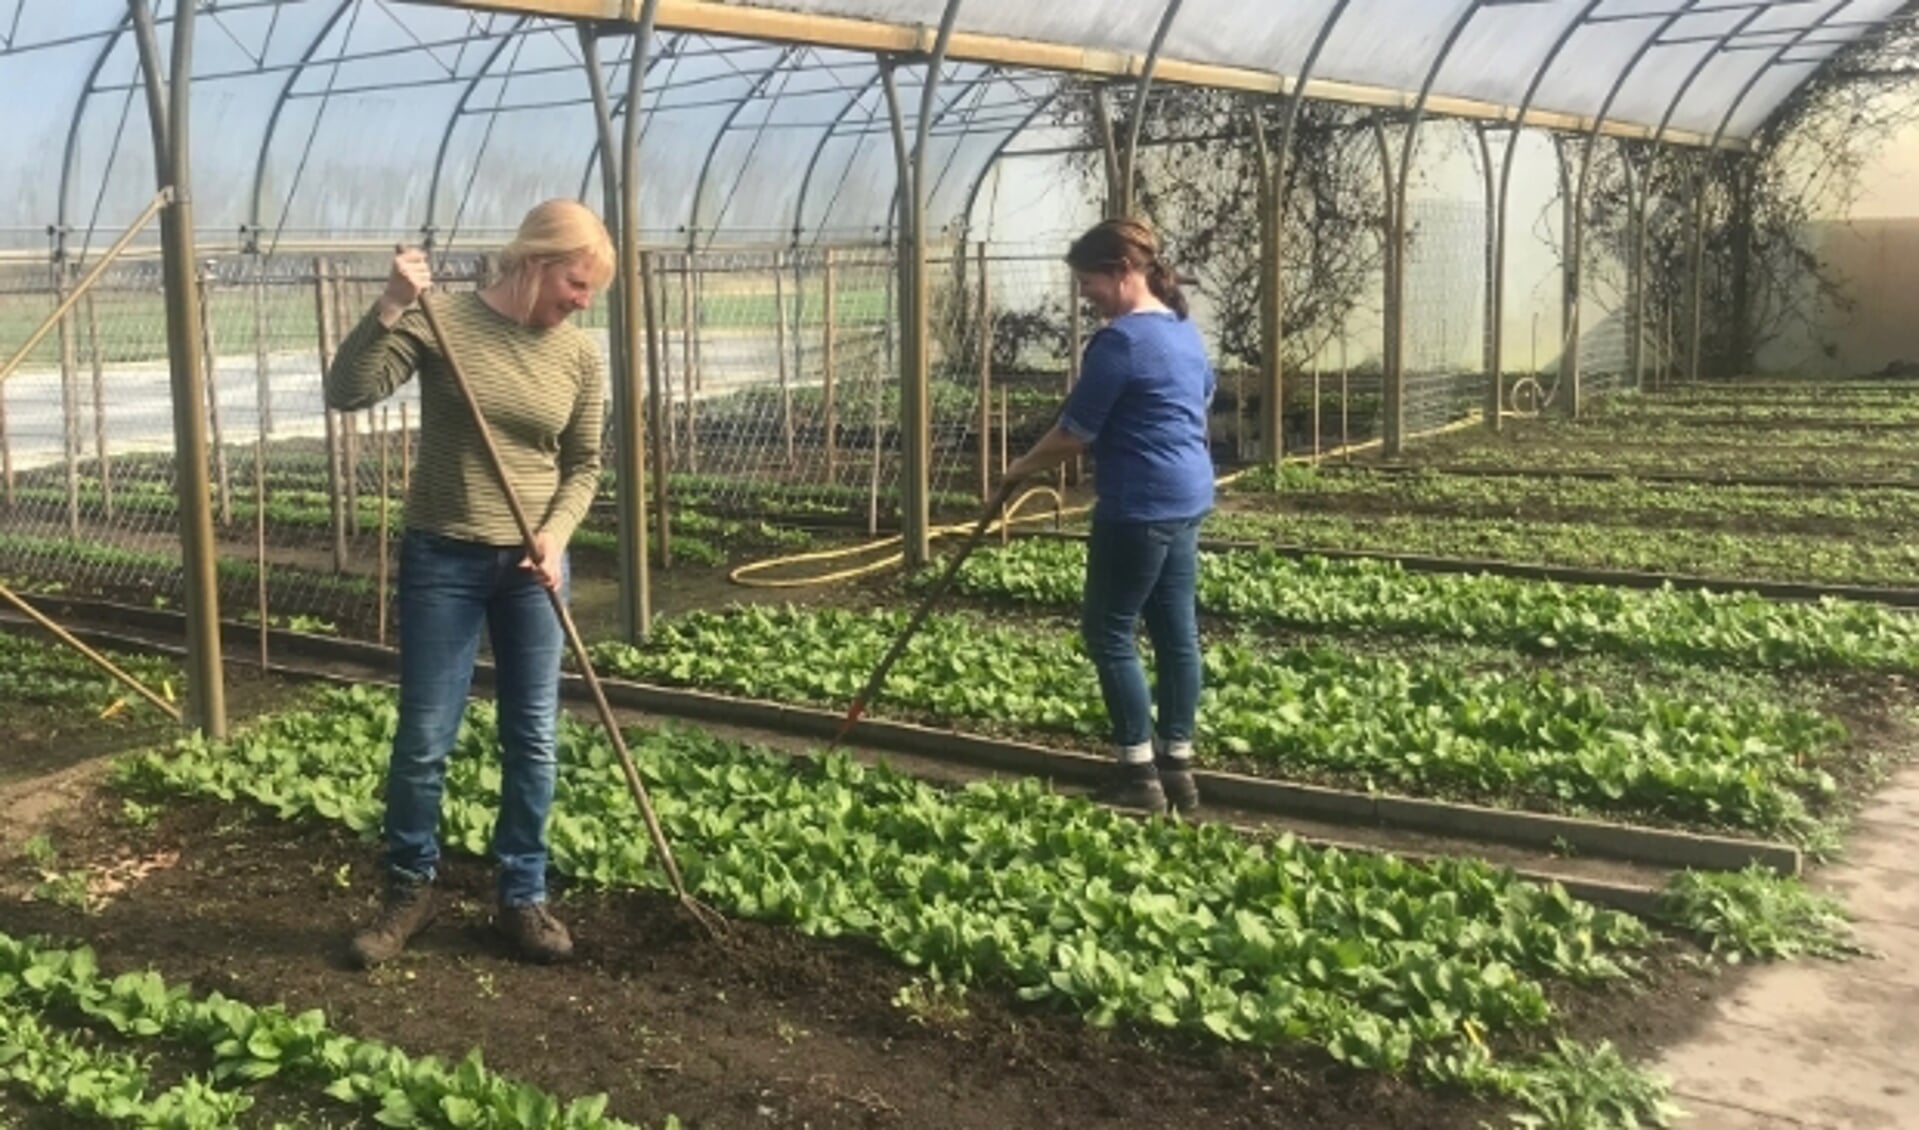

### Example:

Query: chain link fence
xmin=0 ymin=221 xmax=1666 ymax=647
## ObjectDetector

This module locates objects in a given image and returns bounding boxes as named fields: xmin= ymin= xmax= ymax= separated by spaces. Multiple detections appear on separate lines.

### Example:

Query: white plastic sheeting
xmin=0 ymin=0 xmax=1906 ymax=251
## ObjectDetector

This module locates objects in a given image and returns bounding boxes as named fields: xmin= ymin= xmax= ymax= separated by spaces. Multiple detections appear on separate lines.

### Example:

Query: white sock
xmin=1156 ymin=738 xmax=1194 ymax=762
xmin=1117 ymin=741 xmax=1154 ymax=766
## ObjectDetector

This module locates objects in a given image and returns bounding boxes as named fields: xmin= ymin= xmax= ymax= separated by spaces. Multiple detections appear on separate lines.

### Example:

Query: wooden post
xmin=641 ymin=251 xmax=672 ymax=568
xmin=773 ymin=250 xmax=794 ymax=469
xmin=313 ymin=258 xmax=347 ymax=573
xmin=680 ymin=260 xmax=697 ymax=473
xmin=822 ymin=248 xmax=838 ymax=484
xmin=1340 ymin=337 xmax=1350 ymax=460
xmin=1063 ymin=263 xmax=1079 ymax=492
xmin=868 ymin=343 xmax=885 ymax=539
xmin=196 ymin=261 xmax=232 ymax=528
xmin=999 ymin=386 xmax=1009 ymax=547
xmin=656 ymin=259 xmax=675 ymax=466
xmin=976 ymin=242 xmax=991 ymax=505
xmin=399 ymin=401 xmax=411 ymax=496
xmin=1312 ymin=363 xmax=1321 ymax=465
xmin=83 ymin=293 xmax=112 ymax=519
xmin=334 ymin=273 xmax=358 ymax=536
xmin=253 ymin=255 xmax=273 ymax=436
xmin=254 ymin=434 xmax=268 ymax=668
xmin=0 ymin=362 xmax=10 ymax=509
xmin=1235 ymin=367 xmax=1246 ymax=463
xmin=55 ymin=260 xmax=81 ymax=535
xmin=377 ymin=406 xmax=390 ymax=646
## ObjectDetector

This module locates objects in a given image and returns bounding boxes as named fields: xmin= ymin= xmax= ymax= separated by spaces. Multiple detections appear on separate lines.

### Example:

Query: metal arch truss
xmin=10 ymin=0 xmax=1910 ymax=254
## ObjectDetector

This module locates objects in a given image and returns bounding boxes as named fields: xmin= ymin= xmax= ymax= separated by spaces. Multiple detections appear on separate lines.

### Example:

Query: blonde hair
xmin=494 ymin=198 xmax=616 ymax=320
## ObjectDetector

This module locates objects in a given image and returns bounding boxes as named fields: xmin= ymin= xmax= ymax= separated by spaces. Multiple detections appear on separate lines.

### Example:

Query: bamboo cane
xmin=255 ymin=435 xmax=269 ymax=668
xmin=377 ymin=407 xmax=390 ymax=647
xmin=0 ymin=584 xmax=180 ymax=722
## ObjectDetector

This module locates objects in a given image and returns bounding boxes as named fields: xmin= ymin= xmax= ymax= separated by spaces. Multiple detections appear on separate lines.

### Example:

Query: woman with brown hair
xmin=1002 ymin=217 xmax=1216 ymax=815
xmin=326 ymin=199 xmax=612 ymax=967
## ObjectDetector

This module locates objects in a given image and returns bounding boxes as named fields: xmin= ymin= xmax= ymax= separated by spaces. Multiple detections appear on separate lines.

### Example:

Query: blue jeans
xmin=385 ymin=530 xmax=569 ymax=907
xmin=1081 ymin=516 xmax=1205 ymax=751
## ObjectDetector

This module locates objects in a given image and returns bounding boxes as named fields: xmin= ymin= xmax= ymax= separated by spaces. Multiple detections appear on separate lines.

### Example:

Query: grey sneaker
xmin=499 ymin=902 xmax=574 ymax=964
xmin=1156 ymin=755 xmax=1200 ymax=815
xmin=1093 ymin=761 xmax=1167 ymax=814
xmin=348 ymin=877 xmax=440 ymax=968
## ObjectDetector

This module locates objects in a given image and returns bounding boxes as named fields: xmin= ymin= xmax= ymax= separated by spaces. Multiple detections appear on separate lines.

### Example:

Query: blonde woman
xmin=325 ymin=199 xmax=612 ymax=967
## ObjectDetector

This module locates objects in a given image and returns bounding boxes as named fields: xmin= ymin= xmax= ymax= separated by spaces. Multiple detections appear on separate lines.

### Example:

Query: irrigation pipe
xmin=0 ymin=581 xmax=180 ymax=722
xmin=729 ymin=413 xmax=1484 ymax=589
xmin=415 ymin=291 xmax=726 ymax=940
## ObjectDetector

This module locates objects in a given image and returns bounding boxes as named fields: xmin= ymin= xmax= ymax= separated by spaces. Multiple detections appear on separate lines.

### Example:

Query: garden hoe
xmin=832 ymin=484 xmax=1013 ymax=747
xmin=415 ymin=289 xmax=728 ymax=942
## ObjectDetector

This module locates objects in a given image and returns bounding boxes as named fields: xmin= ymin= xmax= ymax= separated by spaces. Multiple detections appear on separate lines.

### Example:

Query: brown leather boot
xmin=498 ymin=902 xmax=574 ymax=964
xmin=348 ymin=877 xmax=440 ymax=968
xmin=1156 ymin=755 xmax=1201 ymax=815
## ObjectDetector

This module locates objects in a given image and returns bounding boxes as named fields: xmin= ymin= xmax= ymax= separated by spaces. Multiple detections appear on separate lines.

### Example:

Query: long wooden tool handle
xmin=415 ymin=293 xmax=694 ymax=903
xmin=835 ymin=496 xmax=1001 ymax=742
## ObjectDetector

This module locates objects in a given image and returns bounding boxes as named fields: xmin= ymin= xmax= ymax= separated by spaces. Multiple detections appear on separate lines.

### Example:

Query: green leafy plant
xmin=586 ymin=605 xmax=1845 ymax=839
xmin=122 ymin=687 xmax=1678 ymax=1126
xmin=951 ymin=538 xmax=1919 ymax=676
xmin=1659 ymin=867 xmax=1866 ymax=961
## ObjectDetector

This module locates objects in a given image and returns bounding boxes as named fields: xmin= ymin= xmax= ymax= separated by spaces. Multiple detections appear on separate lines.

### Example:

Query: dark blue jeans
xmin=1081 ymin=516 xmax=1205 ymax=751
xmin=385 ymin=530 xmax=569 ymax=907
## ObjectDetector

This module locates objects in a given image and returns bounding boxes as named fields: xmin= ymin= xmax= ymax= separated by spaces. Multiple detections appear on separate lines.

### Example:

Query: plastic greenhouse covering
xmin=0 ymin=0 xmax=1911 ymax=254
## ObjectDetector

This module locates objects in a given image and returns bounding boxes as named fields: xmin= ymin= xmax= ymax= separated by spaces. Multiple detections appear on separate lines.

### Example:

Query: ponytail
xmin=1144 ymin=258 xmax=1189 ymax=320
xmin=1065 ymin=217 xmax=1189 ymax=320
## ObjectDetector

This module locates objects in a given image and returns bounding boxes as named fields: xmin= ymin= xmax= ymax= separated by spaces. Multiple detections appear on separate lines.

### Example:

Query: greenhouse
xmin=1 ymin=2 xmax=1917 ymax=1127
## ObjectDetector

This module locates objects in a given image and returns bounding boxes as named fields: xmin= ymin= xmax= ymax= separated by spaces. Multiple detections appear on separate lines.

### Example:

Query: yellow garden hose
xmin=727 ymin=412 xmax=1482 ymax=589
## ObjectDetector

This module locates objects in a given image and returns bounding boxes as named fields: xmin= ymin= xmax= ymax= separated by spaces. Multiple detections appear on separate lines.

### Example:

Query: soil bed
xmin=0 ymin=795 xmax=1540 ymax=1130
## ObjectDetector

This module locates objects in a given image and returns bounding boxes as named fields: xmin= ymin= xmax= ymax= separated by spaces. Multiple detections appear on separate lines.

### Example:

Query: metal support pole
xmin=84 ymin=292 xmax=111 ymax=519
xmin=583 ymin=23 xmax=647 ymax=639
xmin=975 ymin=241 xmax=991 ymax=504
xmin=130 ymin=0 xmax=224 ymax=736
xmin=377 ymin=407 xmax=390 ymax=646
xmin=196 ymin=260 xmax=232 ymax=526
xmin=1119 ymin=0 xmax=1185 ymax=216
xmin=1687 ymin=158 xmax=1710 ymax=386
xmin=332 ymin=275 xmax=357 ymax=537
xmin=1251 ymin=108 xmax=1284 ymax=464
xmin=617 ymin=2 xmax=663 ymax=636
xmin=313 ymin=258 xmax=347 ymax=572
xmin=1477 ymin=124 xmax=1500 ymax=431
xmin=251 ymin=246 xmax=272 ymax=436
xmin=1259 ymin=0 xmax=1350 ymax=464
xmin=1091 ymin=87 xmax=1123 ymax=218
xmin=54 ymin=249 xmax=81 ymax=536
xmin=1371 ymin=116 xmax=1401 ymax=455
xmin=1556 ymin=138 xmax=1582 ymax=418
xmin=1624 ymin=145 xmax=1647 ymax=393
xmin=1065 ymin=260 xmax=1081 ymax=487
xmin=641 ymin=250 xmax=671 ymax=568
xmin=823 ymin=247 xmax=838 ymax=483
xmin=773 ymin=250 xmax=794 ymax=468
xmin=680 ymin=260 xmax=697 ymax=474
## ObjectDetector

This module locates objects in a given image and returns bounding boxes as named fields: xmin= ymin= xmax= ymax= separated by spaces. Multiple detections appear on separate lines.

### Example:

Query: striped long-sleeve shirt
xmin=324 ymin=291 xmax=604 ymax=548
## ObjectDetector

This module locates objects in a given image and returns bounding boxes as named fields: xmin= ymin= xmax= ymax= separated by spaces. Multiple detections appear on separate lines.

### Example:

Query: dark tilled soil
xmin=0 ymin=795 xmax=1539 ymax=1130
xmin=0 ymin=667 xmax=301 ymax=791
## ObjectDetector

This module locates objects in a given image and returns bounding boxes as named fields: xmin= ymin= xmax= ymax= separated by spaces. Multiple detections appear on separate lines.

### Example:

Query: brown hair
xmin=1065 ymin=217 xmax=1189 ymax=319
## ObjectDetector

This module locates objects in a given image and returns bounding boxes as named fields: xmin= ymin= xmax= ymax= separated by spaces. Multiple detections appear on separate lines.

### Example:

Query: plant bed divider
xmin=4 ymin=595 xmax=1803 ymax=886
xmin=1364 ymin=462 xmax=1919 ymax=493
xmin=1019 ymin=529 xmax=1919 ymax=609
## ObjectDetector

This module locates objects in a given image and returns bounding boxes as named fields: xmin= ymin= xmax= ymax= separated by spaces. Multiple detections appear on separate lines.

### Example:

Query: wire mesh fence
xmin=0 ymin=225 xmax=1663 ymax=648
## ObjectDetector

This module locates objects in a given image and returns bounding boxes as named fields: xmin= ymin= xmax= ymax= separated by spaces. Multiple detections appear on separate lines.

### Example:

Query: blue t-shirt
xmin=1059 ymin=311 xmax=1216 ymax=523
